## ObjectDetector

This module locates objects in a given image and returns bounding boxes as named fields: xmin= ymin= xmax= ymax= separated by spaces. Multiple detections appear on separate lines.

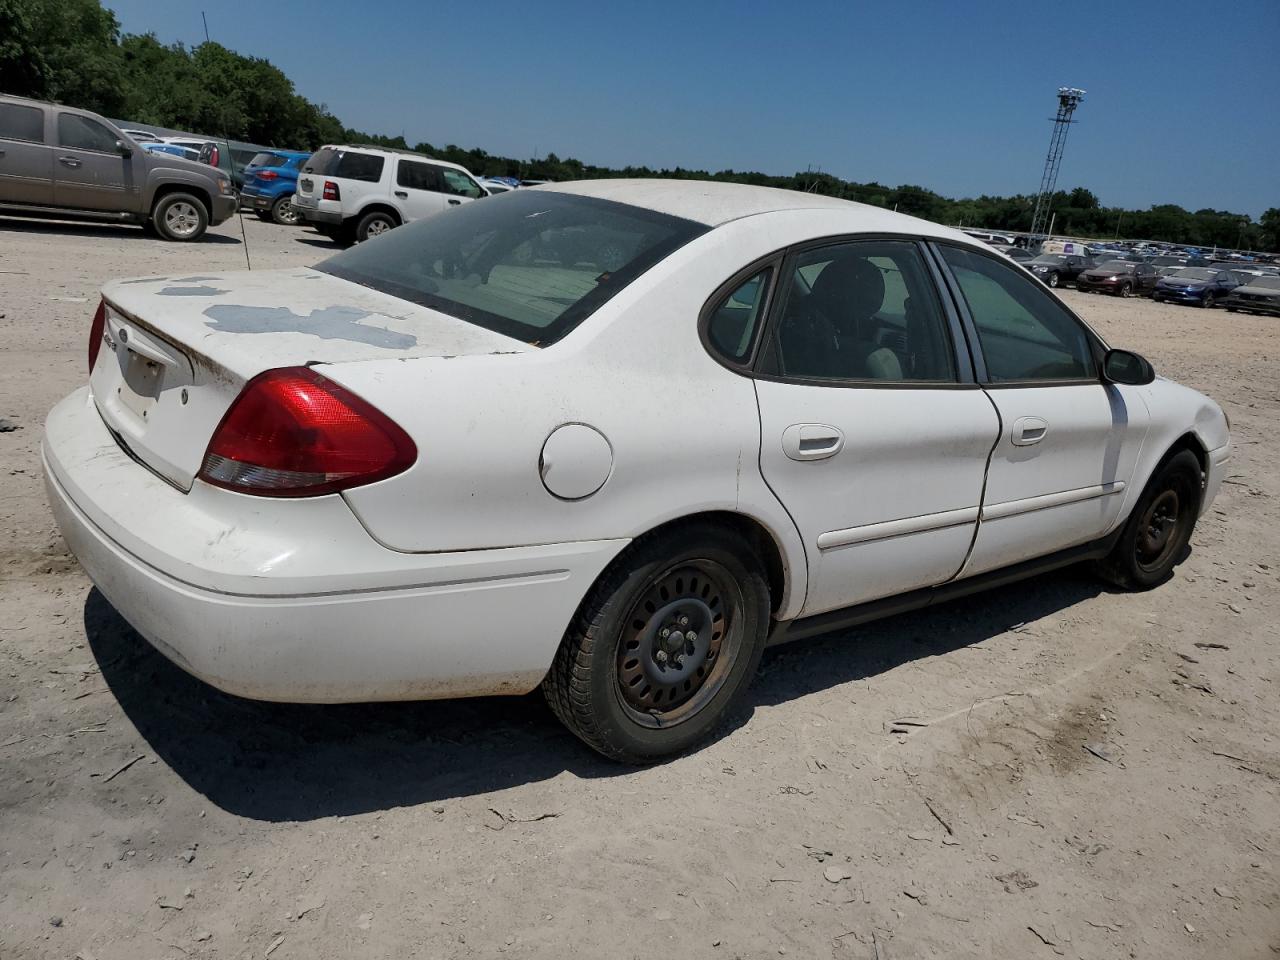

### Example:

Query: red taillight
xmin=209 ymin=146 xmax=219 ymax=167
xmin=257 ymin=170 xmax=278 ymax=180
xmin=322 ymin=180 xmax=340 ymax=201
xmin=197 ymin=367 xmax=416 ymax=498
xmin=88 ymin=299 xmax=106 ymax=373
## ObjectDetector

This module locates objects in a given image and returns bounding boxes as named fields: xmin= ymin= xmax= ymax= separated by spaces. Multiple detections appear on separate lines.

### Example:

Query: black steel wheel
xmin=544 ymin=522 xmax=770 ymax=762
xmin=1047 ymin=272 xmax=1061 ymax=288
xmin=1201 ymin=292 xmax=1216 ymax=309
xmin=1096 ymin=449 xmax=1201 ymax=590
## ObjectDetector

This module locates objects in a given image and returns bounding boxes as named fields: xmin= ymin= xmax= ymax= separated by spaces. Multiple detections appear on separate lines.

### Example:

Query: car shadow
xmin=84 ymin=568 xmax=1106 ymax=822
xmin=0 ymin=217 xmax=242 ymax=243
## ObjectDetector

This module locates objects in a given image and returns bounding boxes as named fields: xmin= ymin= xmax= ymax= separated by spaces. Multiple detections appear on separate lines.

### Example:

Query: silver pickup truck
xmin=0 ymin=95 xmax=237 ymax=241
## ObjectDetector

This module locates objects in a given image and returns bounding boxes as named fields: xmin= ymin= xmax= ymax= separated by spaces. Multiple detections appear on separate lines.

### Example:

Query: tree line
xmin=2 ymin=0 xmax=1276 ymax=252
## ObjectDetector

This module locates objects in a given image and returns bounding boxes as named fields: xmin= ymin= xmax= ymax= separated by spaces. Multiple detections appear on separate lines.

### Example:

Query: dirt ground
xmin=1 ymin=214 xmax=1276 ymax=960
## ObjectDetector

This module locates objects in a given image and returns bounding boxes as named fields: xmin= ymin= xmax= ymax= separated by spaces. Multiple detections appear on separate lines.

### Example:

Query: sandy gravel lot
xmin=1 ymin=215 xmax=1276 ymax=959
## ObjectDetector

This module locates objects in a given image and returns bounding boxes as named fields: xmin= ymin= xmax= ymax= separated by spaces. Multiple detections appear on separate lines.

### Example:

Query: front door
xmin=0 ymin=101 xmax=54 ymax=205
xmin=754 ymin=239 xmax=1000 ymax=616
xmin=934 ymin=244 xmax=1149 ymax=578
xmin=52 ymin=112 xmax=138 ymax=212
xmin=393 ymin=158 xmax=449 ymax=223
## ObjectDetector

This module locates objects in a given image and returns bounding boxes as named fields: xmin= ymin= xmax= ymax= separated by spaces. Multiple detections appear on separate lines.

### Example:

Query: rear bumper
xmin=298 ymin=208 xmax=343 ymax=226
xmin=42 ymin=387 xmax=628 ymax=703
xmin=240 ymin=187 xmax=292 ymax=211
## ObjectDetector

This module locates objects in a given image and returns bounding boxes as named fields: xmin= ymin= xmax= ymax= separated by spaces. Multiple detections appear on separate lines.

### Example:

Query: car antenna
xmin=202 ymin=11 xmax=252 ymax=271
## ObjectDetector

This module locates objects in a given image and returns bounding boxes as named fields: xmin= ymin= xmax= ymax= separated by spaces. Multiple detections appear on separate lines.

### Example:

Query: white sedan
xmin=43 ymin=180 xmax=1230 ymax=762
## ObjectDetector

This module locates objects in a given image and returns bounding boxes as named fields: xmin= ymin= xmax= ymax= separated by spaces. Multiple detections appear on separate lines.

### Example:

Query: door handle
xmin=394 ymin=190 xmax=408 ymax=198
xmin=58 ymin=156 xmax=82 ymax=168
xmin=447 ymin=198 xmax=461 ymax=205
xmin=782 ymin=423 xmax=845 ymax=461
xmin=1011 ymin=416 xmax=1048 ymax=446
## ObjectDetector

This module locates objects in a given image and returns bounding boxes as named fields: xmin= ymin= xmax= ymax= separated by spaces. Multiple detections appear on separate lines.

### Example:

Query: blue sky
xmin=107 ymin=0 xmax=1278 ymax=217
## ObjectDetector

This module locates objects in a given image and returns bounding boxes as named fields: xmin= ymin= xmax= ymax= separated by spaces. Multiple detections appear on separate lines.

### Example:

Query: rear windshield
xmin=1028 ymin=255 xmax=1065 ymax=265
xmin=317 ymin=191 xmax=708 ymax=346
xmin=247 ymin=152 xmax=282 ymax=167
xmin=304 ymin=147 xmax=385 ymax=182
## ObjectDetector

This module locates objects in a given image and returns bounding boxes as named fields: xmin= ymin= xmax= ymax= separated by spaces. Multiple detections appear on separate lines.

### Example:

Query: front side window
xmin=318 ymin=191 xmax=708 ymax=345
xmin=57 ymin=113 xmax=118 ymax=153
xmin=767 ymin=240 xmax=957 ymax=382
xmin=397 ymin=159 xmax=440 ymax=192
xmin=706 ymin=268 xmax=772 ymax=364
xmin=939 ymin=245 xmax=1095 ymax=383
xmin=0 ymin=103 xmax=45 ymax=143
xmin=440 ymin=168 xmax=484 ymax=198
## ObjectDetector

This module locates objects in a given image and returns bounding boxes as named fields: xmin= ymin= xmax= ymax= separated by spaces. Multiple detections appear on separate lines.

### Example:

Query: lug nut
xmin=659 ymin=627 xmax=670 ymax=639
xmin=655 ymin=650 xmax=668 ymax=663
xmin=678 ymin=616 xmax=690 ymax=627
xmin=686 ymin=631 xmax=697 ymax=643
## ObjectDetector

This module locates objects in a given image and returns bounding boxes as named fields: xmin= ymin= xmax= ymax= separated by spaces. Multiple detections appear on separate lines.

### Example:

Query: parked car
xmin=1149 ymin=255 xmax=1188 ymax=270
xmin=1222 ymin=275 xmax=1280 ymax=316
xmin=120 ymin=127 xmax=160 ymax=140
xmin=1026 ymin=253 xmax=1094 ymax=288
xmin=481 ymin=177 xmax=517 ymax=194
xmin=292 ymin=144 xmax=488 ymax=243
xmin=239 ymin=149 xmax=311 ymax=225
xmin=1077 ymin=260 xmax=1159 ymax=297
xmin=196 ymin=138 xmax=275 ymax=192
xmin=1152 ymin=267 xmax=1242 ymax=308
xmin=0 ymin=94 xmax=236 ymax=240
xmin=43 ymin=180 xmax=1230 ymax=761
xmin=992 ymin=244 xmax=1034 ymax=263
xmin=143 ymin=142 xmax=201 ymax=162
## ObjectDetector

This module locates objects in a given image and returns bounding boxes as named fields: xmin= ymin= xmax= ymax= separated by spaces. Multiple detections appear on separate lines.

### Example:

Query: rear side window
xmin=707 ymin=269 xmax=772 ymax=364
xmin=939 ymin=245 xmax=1095 ymax=383
xmin=304 ymin=147 xmax=385 ymax=182
xmin=397 ymin=159 xmax=440 ymax=192
xmin=0 ymin=103 xmax=44 ymax=143
xmin=57 ymin=113 xmax=118 ymax=152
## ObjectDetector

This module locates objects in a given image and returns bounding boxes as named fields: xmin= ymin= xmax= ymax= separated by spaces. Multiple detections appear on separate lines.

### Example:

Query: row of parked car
xmin=0 ymin=93 xmax=532 ymax=242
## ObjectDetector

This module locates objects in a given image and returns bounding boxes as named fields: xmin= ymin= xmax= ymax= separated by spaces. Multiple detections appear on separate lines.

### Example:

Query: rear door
xmin=53 ymin=112 xmax=138 ymax=212
xmin=0 ymin=101 xmax=54 ymax=205
xmin=393 ymin=158 xmax=448 ymax=222
xmin=933 ymin=243 xmax=1149 ymax=578
xmin=752 ymin=238 xmax=1000 ymax=616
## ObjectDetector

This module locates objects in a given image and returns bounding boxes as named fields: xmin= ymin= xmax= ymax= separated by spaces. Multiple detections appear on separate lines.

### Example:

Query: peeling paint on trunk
xmin=202 ymin=304 xmax=418 ymax=350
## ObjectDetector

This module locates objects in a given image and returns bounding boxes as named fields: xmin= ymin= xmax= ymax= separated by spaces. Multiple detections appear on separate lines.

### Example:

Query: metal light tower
xmin=1029 ymin=87 xmax=1085 ymax=242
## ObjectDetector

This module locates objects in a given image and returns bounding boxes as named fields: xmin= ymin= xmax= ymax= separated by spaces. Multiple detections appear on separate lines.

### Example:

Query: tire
xmin=1047 ymin=272 xmax=1061 ymax=288
xmin=150 ymin=192 xmax=209 ymax=242
xmin=1095 ymin=449 xmax=1202 ymax=590
xmin=1119 ymin=282 xmax=1133 ymax=298
xmin=1226 ymin=306 xmax=1238 ymax=313
xmin=270 ymin=194 xmax=301 ymax=226
xmin=355 ymin=209 xmax=397 ymax=242
xmin=1201 ymin=293 xmax=1216 ymax=309
xmin=543 ymin=522 xmax=771 ymax=763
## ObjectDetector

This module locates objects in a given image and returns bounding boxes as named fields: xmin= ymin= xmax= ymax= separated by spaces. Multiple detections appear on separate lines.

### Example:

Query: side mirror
xmin=1103 ymin=349 xmax=1155 ymax=386
xmin=116 ymin=139 xmax=133 ymax=157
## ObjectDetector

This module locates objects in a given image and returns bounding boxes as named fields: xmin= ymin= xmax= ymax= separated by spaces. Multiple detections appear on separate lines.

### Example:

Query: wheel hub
xmin=617 ymin=565 xmax=728 ymax=717
xmin=1137 ymin=489 xmax=1180 ymax=567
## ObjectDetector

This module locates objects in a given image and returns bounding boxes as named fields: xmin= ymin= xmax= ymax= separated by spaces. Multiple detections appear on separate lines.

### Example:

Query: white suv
xmin=292 ymin=144 xmax=489 ymax=242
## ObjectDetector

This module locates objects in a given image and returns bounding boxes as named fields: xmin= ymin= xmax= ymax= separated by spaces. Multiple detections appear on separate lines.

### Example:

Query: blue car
xmin=1152 ymin=267 xmax=1243 ymax=308
xmin=239 ymin=149 xmax=312 ymax=225
xmin=141 ymin=142 xmax=201 ymax=163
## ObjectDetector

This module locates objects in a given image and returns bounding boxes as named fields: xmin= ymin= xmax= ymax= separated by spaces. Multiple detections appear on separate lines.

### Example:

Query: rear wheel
xmin=1202 ymin=293 xmax=1216 ymax=309
xmin=151 ymin=192 xmax=209 ymax=242
xmin=1119 ymin=282 xmax=1133 ymax=298
xmin=1095 ymin=449 xmax=1201 ymax=590
xmin=543 ymin=523 xmax=771 ymax=763
xmin=271 ymin=194 xmax=301 ymax=225
xmin=356 ymin=209 xmax=397 ymax=242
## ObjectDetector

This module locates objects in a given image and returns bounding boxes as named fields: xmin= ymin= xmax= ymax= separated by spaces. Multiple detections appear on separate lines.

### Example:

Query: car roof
xmin=321 ymin=144 xmax=476 ymax=175
xmin=538 ymin=178 xmax=973 ymax=238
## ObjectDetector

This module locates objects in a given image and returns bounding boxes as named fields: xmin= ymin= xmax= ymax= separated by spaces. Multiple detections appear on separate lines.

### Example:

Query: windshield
xmin=1098 ymin=261 xmax=1134 ymax=272
xmin=1171 ymin=268 xmax=1216 ymax=281
xmin=1029 ymin=255 xmax=1065 ymax=265
xmin=318 ymin=191 xmax=709 ymax=345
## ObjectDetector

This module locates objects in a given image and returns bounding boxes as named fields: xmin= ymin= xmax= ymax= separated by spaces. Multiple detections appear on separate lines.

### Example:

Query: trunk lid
xmin=91 ymin=267 xmax=531 ymax=490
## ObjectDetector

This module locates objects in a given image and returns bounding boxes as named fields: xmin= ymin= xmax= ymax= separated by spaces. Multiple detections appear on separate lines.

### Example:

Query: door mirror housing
xmin=1103 ymin=349 xmax=1155 ymax=385
xmin=116 ymin=139 xmax=133 ymax=157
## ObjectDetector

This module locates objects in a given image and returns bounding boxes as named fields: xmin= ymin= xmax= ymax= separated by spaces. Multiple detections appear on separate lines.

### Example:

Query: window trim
xmin=928 ymin=239 xmax=1111 ymax=389
xmin=56 ymin=111 xmax=122 ymax=155
xmin=748 ymin=234 xmax=978 ymax=390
